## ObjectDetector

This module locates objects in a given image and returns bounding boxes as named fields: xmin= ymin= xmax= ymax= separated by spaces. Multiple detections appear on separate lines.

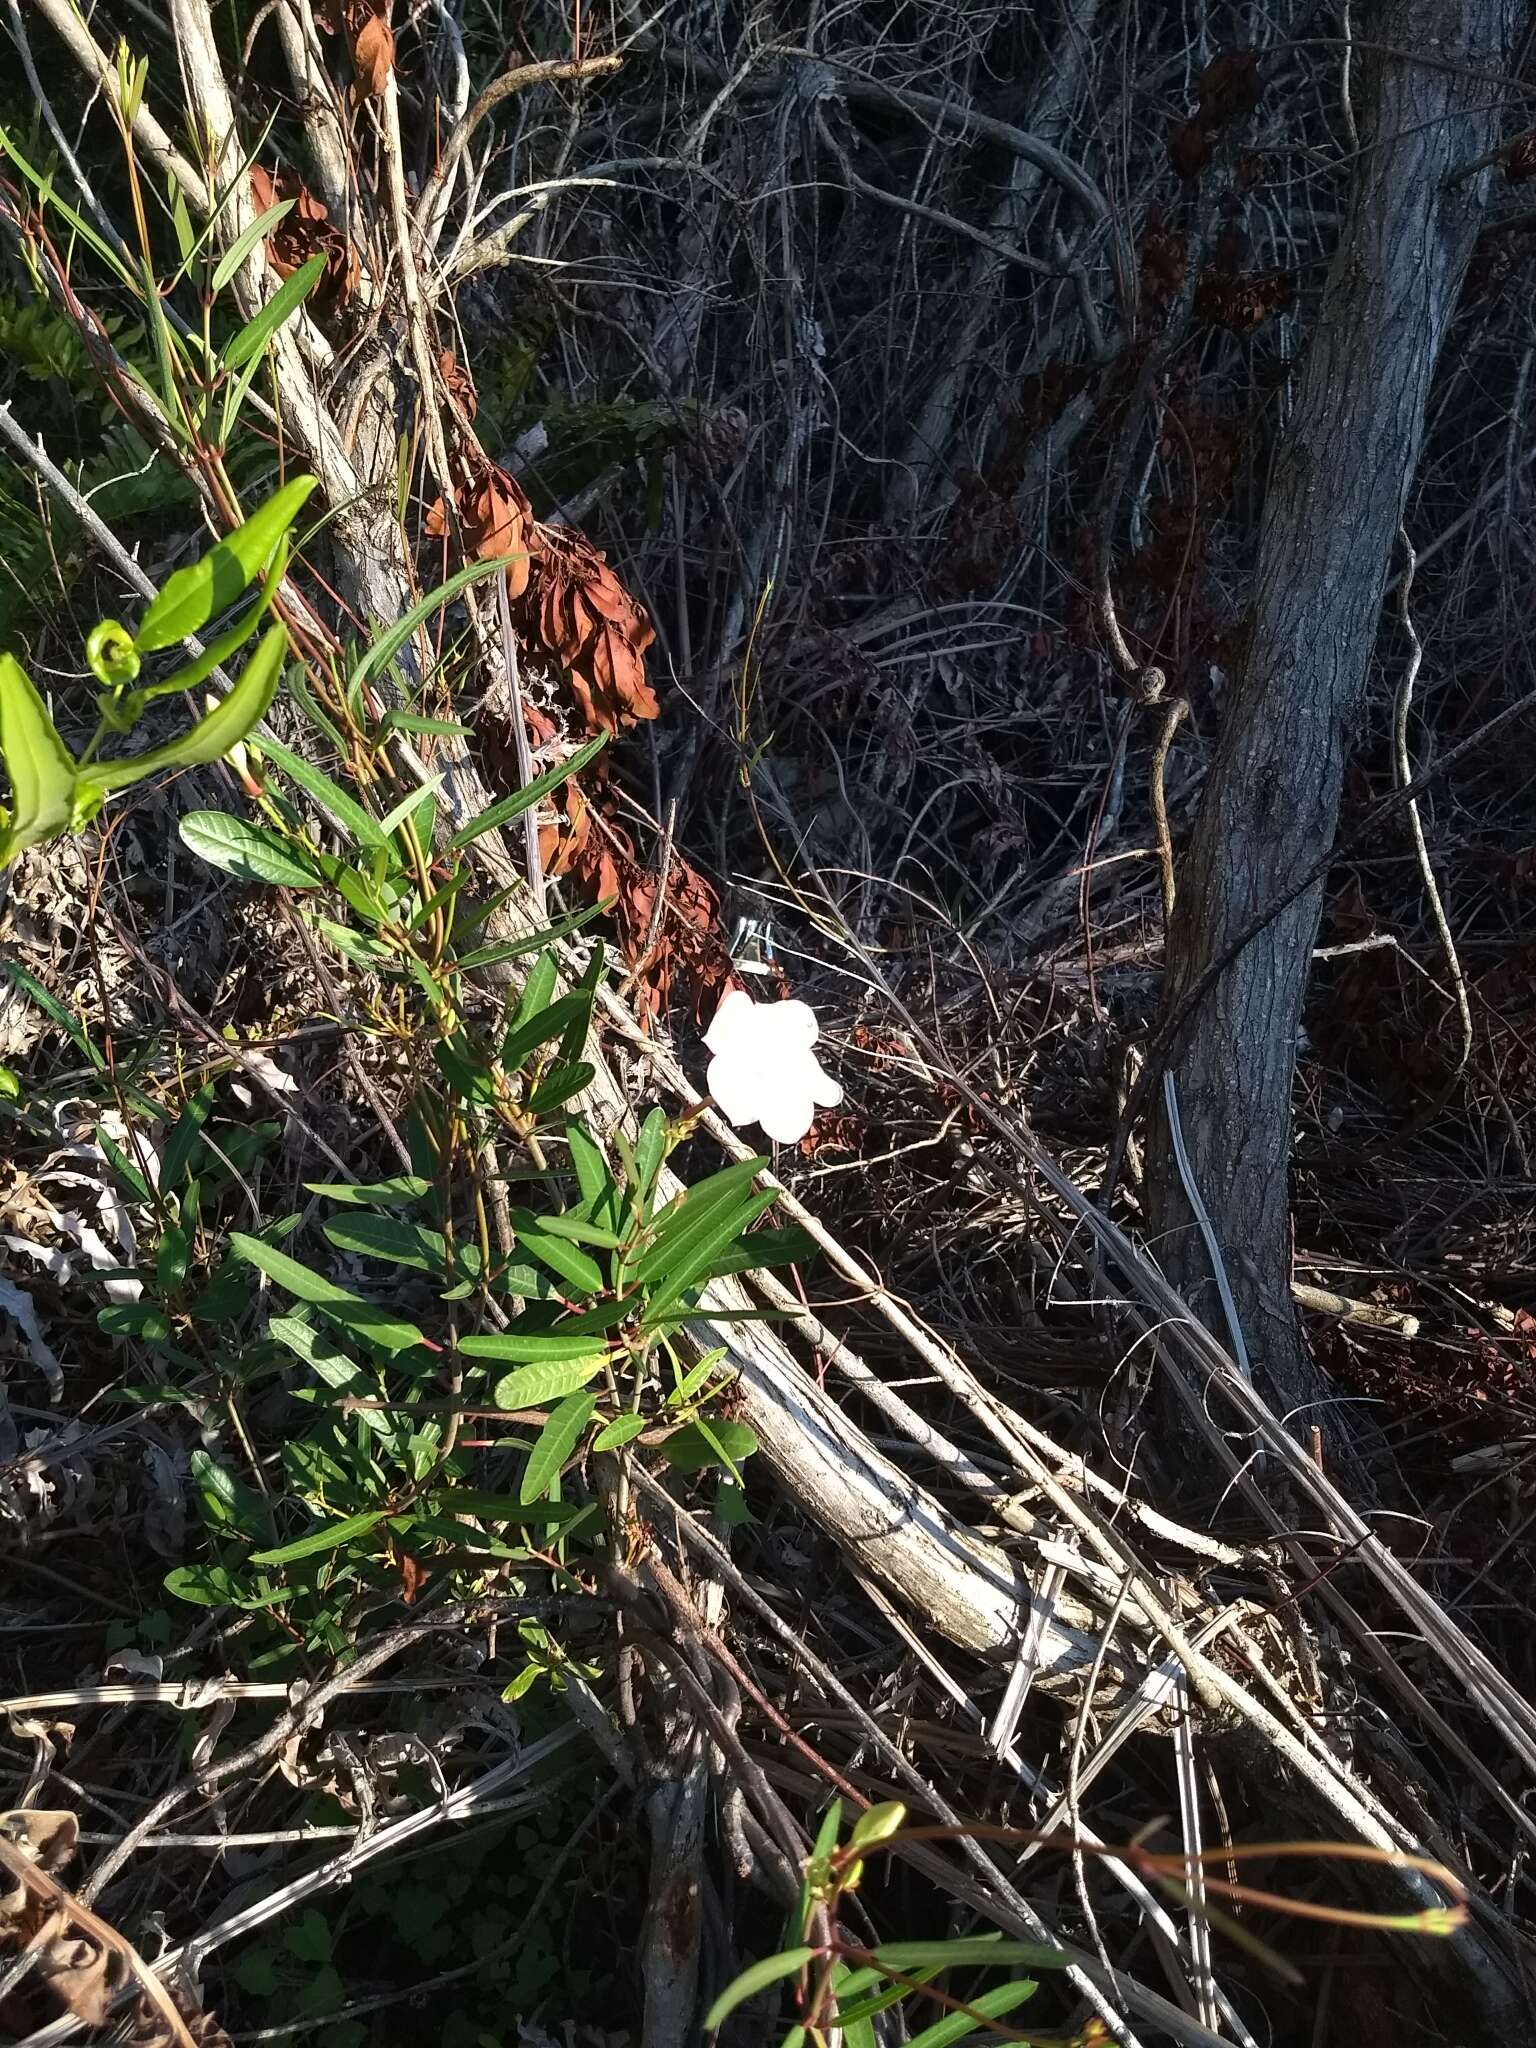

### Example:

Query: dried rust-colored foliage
xmin=425 ymin=458 xmax=533 ymax=598
xmin=529 ymin=526 xmax=659 ymax=733
xmin=562 ymin=807 xmax=733 ymax=1025
xmin=249 ymin=165 xmax=358 ymax=309
xmin=315 ymin=0 xmax=395 ymax=98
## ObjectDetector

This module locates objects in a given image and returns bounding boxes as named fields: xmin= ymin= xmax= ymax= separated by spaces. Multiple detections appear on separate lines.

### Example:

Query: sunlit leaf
xmin=134 ymin=478 xmax=316 ymax=651
xmin=0 ymin=653 xmax=77 ymax=866
xmin=180 ymin=811 xmax=323 ymax=889
xmin=519 ymin=1390 xmax=596 ymax=1503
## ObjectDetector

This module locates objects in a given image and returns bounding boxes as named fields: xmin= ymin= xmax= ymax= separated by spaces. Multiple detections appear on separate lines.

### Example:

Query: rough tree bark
xmin=1144 ymin=0 xmax=1517 ymax=1472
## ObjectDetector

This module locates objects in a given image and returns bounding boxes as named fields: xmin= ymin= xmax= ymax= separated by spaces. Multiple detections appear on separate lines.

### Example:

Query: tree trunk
xmin=1144 ymin=0 xmax=1516 ymax=1473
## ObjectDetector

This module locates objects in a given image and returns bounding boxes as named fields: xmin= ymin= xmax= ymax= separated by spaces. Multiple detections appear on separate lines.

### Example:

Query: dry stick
xmin=1150 ymin=693 xmax=1189 ymax=925
xmin=414 ymin=53 xmax=624 ymax=244
xmin=623 ymin=1469 xmax=1246 ymax=2048
xmin=1392 ymin=528 xmax=1473 ymax=1078
xmin=74 ymin=1598 xmax=573 ymax=1904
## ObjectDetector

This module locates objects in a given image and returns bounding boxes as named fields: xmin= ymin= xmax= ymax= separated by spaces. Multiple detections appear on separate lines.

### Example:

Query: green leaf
xmin=180 ymin=811 xmax=322 ymax=889
xmin=135 ymin=478 xmax=316 ymax=651
xmin=164 ymin=1563 xmax=253 ymax=1607
xmin=455 ymin=903 xmax=605 ymax=969
xmin=98 ymin=1128 xmax=152 ymax=1201
xmin=508 ymin=1211 xmax=604 ymax=1297
xmin=632 ymin=1161 xmax=767 ymax=1286
xmin=2 ymin=964 xmax=103 ymax=1070
xmin=0 ymin=652 xmax=77 ymax=866
xmin=849 ymin=1802 xmax=906 ymax=1849
xmin=491 ymin=1356 xmax=607 ymax=1409
xmin=459 ymin=1330 xmax=614 ymax=1363
xmin=349 ymin=559 xmax=512 ymax=693
xmin=252 ymin=733 xmax=388 ymax=849
xmin=323 ymin=1212 xmax=448 ymax=1273
xmin=250 ymin=1509 xmax=392 ymax=1565
xmin=156 ymin=1221 xmax=190 ymax=1292
xmin=189 ymin=1449 xmax=266 ymax=1535
xmin=306 ymin=1175 xmax=432 ymax=1207
xmin=523 ymin=1210 xmax=624 ymax=1250
xmin=211 ymin=199 xmax=297 ymax=293
xmin=133 ymin=563 xmax=288 ymax=705
xmin=632 ymin=1108 xmax=668 ymax=1221
xmin=591 ymin=1412 xmax=646 ymax=1451
xmin=520 ymin=1391 xmax=595 ymax=1503
xmin=161 ymin=1083 xmax=214 ymax=1190
xmin=902 ymin=1980 xmax=1038 ymax=2048
xmin=501 ymin=992 xmax=593 ymax=1074
xmin=78 ymin=626 xmax=288 ymax=802
xmin=527 ymin=1062 xmax=594 ymax=1118
xmin=870 ymin=1940 xmax=1070 ymax=1972
xmin=638 ymin=1177 xmax=777 ymax=1318
xmin=381 ymin=709 xmax=473 ymax=737
xmin=99 ymin=1302 xmax=171 ymax=1342
xmin=285 ymin=1909 xmax=333 ymax=1965
xmin=448 ymin=735 xmax=606 ymax=851
xmin=375 ymin=775 xmax=442 ymax=844
xmin=659 ymin=1419 xmax=758 ymax=1474
xmin=223 ymin=252 xmax=326 ymax=370
xmin=230 ymin=1231 xmax=431 ymax=1356
xmin=703 ymin=1949 xmax=815 ymax=2033
xmin=704 ymin=1225 xmax=819 ymax=1281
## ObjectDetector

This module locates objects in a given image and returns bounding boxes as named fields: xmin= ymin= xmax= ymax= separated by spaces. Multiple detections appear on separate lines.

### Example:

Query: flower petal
xmin=808 ymin=1061 xmax=843 ymax=1110
xmin=706 ymin=1050 xmax=765 ymax=1128
xmin=755 ymin=1080 xmax=817 ymax=1145
xmin=703 ymin=988 xmax=756 ymax=1056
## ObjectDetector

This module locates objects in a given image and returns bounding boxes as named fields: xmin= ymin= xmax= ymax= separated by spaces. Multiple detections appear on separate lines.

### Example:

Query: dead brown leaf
xmin=425 ymin=460 xmax=533 ymax=599
xmin=348 ymin=0 xmax=395 ymax=98
xmin=249 ymin=165 xmax=358 ymax=310
xmin=527 ymin=531 xmax=658 ymax=733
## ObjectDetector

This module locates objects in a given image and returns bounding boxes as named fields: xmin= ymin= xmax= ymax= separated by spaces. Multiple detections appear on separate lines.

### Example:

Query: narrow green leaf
xmin=382 ymin=710 xmax=473 ymax=737
xmin=0 ymin=653 xmax=77 ymax=866
xmin=230 ymin=1231 xmax=430 ymax=1356
xmin=703 ymin=1949 xmax=815 ymax=2033
xmin=902 ymin=1980 xmax=1038 ymax=2048
xmin=523 ymin=1210 xmax=624 ymax=1250
xmin=3 ymin=964 xmax=104 ymax=1068
xmin=492 ymin=1356 xmax=607 ymax=1408
xmin=180 ymin=811 xmax=322 ymax=889
xmin=376 ymin=774 xmax=443 ymax=843
xmin=632 ymin=1161 xmax=767 ymax=1285
xmin=305 ymin=1175 xmax=431 ymax=1207
xmin=255 ymin=733 xmax=387 ymax=849
xmin=871 ymin=1940 xmax=1070 ymax=1972
xmin=78 ymin=626 xmax=288 ymax=801
xmin=519 ymin=1391 xmax=595 ymax=1503
xmin=632 ymin=1108 xmax=668 ymax=1221
xmin=134 ymin=561 xmax=286 ymax=704
xmin=427 ymin=1490 xmax=590 ymax=1527
xmin=250 ymin=1509 xmax=391 ymax=1564
xmin=211 ymin=199 xmax=297 ymax=292
xmin=223 ymin=252 xmax=326 ymax=370
xmin=322 ymin=1212 xmax=447 ymax=1272
xmin=459 ymin=1330 xmax=610 ymax=1363
xmin=447 ymin=735 xmax=606 ymax=851
xmin=350 ymin=559 xmax=511 ymax=691
xmin=160 ymin=1083 xmax=214 ymax=1190
xmin=512 ymin=950 xmax=558 ymax=1029
xmin=134 ymin=478 xmax=316 ymax=651
xmin=508 ymin=1211 xmax=604 ymax=1296
xmin=502 ymin=993 xmax=593 ymax=1074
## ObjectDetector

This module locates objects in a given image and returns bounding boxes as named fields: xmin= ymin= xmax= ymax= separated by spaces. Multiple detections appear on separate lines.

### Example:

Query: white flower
xmin=703 ymin=990 xmax=842 ymax=1144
